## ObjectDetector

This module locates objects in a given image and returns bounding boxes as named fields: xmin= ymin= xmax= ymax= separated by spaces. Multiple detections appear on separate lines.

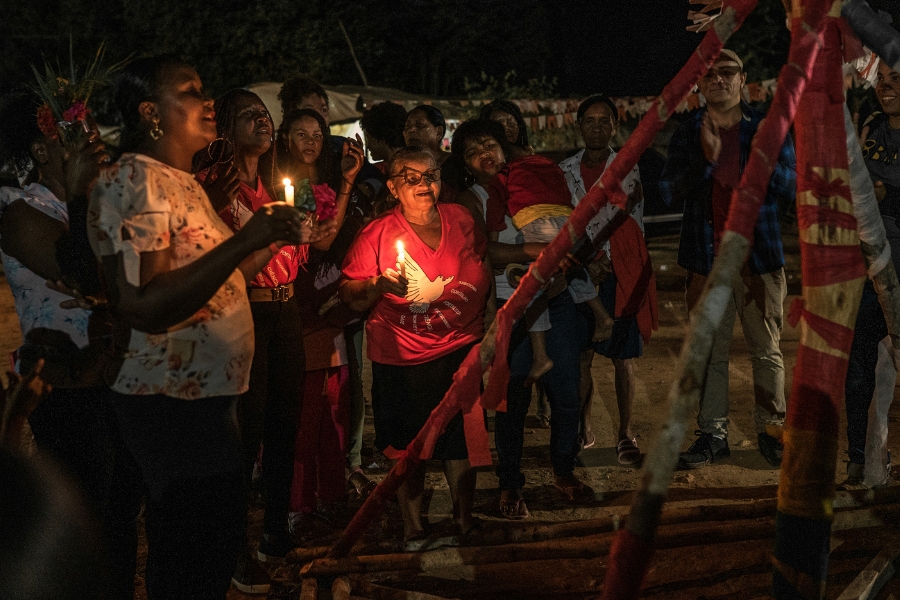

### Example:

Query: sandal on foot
xmin=499 ymin=490 xmax=530 ymax=520
xmin=579 ymin=430 xmax=596 ymax=450
xmin=617 ymin=437 xmax=641 ymax=466
xmin=537 ymin=413 xmax=550 ymax=429
xmin=458 ymin=518 xmax=485 ymax=545
xmin=348 ymin=469 xmax=377 ymax=499
xmin=553 ymin=476 xmax=597 ymax=504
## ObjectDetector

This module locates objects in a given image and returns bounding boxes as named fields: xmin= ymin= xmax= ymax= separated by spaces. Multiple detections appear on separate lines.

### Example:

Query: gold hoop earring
xmin=149 ymin=117 xmax=163 ymax=141
xmin=206 ymin=137 xmax=234 ymax=164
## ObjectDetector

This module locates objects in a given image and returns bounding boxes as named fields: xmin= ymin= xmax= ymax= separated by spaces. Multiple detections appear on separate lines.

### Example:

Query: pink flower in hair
xmin=312 ymin=183 xmax=338 ymax=221
xmin=62 ymin=101 xmax=89 ymax=123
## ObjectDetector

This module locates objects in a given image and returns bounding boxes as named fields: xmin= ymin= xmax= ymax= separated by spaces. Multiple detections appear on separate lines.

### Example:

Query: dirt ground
xmin=3 ymin=230 xmax=899 ymax=599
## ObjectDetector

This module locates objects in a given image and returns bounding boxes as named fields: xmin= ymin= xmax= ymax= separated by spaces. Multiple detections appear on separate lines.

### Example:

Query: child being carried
xmin=486 ymin=154 xmax=613 ymax=383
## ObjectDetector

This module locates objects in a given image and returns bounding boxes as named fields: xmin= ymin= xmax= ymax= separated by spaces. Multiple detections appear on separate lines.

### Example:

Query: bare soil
xmin=3 ymin=231 xmax=898 ymax=599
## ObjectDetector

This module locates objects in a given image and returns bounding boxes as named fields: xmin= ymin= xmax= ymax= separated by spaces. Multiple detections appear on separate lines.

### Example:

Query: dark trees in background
xmin=3 ymin=0 xmax=891 ymax=108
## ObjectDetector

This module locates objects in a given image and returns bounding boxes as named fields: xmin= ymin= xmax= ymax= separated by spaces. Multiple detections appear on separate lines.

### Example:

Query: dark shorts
xmin=594 ymin=270 xmax=643 ymax=360
xmin=370 ymin=343 xmax=472 ymax=461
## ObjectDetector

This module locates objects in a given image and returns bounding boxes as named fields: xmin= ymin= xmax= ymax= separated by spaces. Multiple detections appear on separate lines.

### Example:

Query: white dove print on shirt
xmin=401 ymin=251 xmax=454 ymax=313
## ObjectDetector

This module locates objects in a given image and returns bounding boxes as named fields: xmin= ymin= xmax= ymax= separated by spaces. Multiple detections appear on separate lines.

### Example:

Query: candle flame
xmin=396 ymin=240 xmax=405 ymax=261
xmin=283 ymin=178 xmax=291 ymax=187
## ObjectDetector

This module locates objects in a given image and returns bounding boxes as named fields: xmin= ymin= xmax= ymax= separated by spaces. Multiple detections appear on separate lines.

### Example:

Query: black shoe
xmin=757 ymin=432 xmax=784 ymax=467
xmin=257 ymin=533 xmax=295 ymax=564
xmin=231 ymin=552 xmax=270 ymax=595
xmin=679 ymin=431 xmax=730 ymax=469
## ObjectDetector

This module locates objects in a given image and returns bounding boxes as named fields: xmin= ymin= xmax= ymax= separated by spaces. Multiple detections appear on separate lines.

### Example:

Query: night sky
xmin=552 ymin=2 xmax=703 ymax=97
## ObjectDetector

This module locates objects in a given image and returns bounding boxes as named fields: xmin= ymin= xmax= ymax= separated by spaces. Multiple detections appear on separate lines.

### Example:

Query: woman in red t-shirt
xmin=340 ymin=147 xmax=490 ymax=544
xmin=195 ymin=91 xmax=363 ymax=575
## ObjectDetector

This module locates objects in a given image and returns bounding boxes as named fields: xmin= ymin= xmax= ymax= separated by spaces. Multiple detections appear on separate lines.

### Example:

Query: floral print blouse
xmin=88 ymin=153 xmax=254 ymax=400
xmin=0 ymin=184 xmax=90 ymax=357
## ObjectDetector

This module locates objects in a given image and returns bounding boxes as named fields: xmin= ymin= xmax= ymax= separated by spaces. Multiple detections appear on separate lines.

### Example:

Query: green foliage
xmin=30 ymin=39 xmax=128 ymax=121
xmin=464 ymin=70 xmax=558 ymax=101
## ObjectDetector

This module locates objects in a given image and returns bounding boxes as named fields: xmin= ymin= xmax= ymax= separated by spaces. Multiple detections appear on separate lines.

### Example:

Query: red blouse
xmin=219 ymin=177 xmax=305 ymax=288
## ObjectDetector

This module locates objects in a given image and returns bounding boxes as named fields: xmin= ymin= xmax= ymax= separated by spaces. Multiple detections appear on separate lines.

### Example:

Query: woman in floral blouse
xmin=88 ymin=56 xmax=333 ymax=600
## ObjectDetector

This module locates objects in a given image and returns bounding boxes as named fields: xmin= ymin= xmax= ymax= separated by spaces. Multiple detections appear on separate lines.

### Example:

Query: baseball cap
xmin=714 ymin=49 xmax=744 ymax=71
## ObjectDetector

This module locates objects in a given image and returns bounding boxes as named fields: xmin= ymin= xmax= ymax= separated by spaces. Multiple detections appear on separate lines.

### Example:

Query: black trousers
xmin=29 ymin=386 xmax=142 ymax=600
xmin=109 ymin=392 xmax=245 ymax=600
xmin=239 ymin=296 xmax=305 ymax=535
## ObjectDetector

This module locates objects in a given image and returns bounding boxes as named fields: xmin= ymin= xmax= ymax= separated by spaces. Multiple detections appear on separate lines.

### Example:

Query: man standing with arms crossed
xmin=660 ymin=50 xmax=796 ymax=469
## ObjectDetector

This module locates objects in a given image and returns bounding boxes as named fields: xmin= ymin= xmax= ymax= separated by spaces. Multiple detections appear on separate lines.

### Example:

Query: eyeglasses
xmin=390 ymin=167 xmax=441 ymax=186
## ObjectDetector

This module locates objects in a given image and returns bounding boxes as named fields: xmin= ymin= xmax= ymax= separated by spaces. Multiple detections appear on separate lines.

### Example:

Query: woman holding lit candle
xmin=273 ymin=106 xmax=376 ymax=536
xmin=340 ymin=146 xmax=490 ymax=545
xmin=193 ymin=91 xmax=363 ymax=578
xmin=89 ymin=58 xmax=335 ymax=598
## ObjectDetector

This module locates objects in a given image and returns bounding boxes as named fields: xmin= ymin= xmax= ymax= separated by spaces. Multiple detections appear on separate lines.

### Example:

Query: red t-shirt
xmin=485 ymin=155 xmax=573 ymax=232
xmin=711 ymin=123 xmax=741 ymax=253
xmin=218 ymin=177 xmax=304 ymax=288
xmin=341 ymin=203 xmax=489 ymax=366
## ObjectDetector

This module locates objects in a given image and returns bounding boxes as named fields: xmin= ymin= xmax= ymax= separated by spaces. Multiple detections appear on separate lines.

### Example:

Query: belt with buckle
xmin=248 ymin=283 xmax=294 ymax=302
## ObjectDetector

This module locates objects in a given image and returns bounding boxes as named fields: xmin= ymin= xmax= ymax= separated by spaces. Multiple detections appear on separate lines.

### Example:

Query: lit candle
xmin=283 ymin=178 xmax=294 ymax=206
xmin=396 ymin=240 xmax=406 ymax=279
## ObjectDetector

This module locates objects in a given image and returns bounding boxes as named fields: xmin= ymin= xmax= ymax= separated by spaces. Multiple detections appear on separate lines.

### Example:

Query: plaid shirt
xmin=659 ymin=102 xmax=795 ymax=275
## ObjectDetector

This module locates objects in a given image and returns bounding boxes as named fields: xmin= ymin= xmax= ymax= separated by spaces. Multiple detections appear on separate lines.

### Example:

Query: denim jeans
xmin=845 ymin=280 xmax=888 ymax=465
xmin=495 ymin=293 xmax=593 ymax=489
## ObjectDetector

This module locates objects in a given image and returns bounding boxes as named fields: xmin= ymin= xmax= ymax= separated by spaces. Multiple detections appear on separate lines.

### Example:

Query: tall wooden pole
xmin=772 ymin=4 xmax=866 ymax=598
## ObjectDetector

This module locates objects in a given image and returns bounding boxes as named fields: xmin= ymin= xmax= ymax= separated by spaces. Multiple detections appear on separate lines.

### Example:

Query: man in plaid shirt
xmin=659 ymin=50 xmax=796 ymax=470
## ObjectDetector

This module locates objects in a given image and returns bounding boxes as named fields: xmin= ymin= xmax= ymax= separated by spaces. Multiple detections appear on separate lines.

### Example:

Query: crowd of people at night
xmin=0 ymin=44 xmax=896 ymax=599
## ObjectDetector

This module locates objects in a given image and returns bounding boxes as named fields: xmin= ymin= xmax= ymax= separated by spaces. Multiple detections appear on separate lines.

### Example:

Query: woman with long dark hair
xmin=480 ymin=99 xmax=532 ymax=159
xmin=88 ymin=56 xmax=333 ymax=599
xmin=195 ymin=89 xmax=363 ymax=590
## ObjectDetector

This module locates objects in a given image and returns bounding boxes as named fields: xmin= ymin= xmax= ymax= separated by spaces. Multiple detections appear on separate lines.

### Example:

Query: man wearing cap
xmin=660 ymin=50 xmax=796 ymax=469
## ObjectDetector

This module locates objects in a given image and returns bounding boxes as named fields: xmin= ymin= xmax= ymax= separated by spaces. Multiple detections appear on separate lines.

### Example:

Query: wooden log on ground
xmin=836 ymin=543 xmax=900 ymax=600
xmin=350 ymin=578 xmax=459 ymax=600
xmin=298 ymin=577 xmax=317 ymax=600
xmin=297 ymin=504 xmax=900 ymax=577
xmin=287 ymin=487 xmax=900 ymax=564
xmin=333 ymin=576 xmax=352 ymax=600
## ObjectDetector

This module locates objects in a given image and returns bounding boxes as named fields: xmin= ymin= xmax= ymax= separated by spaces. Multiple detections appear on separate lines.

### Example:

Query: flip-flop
xmin=579 ymin=430 xmax=596 ymax=450
xmin=499 ymin=491 xmax=530 ymax=520
xmin=553 ymin=477 xmax=597 ymax=504
xmin=617 ymin=437 xmax=641 ymax=466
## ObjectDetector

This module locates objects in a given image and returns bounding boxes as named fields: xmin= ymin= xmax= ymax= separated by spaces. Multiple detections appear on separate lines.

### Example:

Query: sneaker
xmin=231 ymin=552 xmax=270 ymax=595
xmin=757 ymin=432 xmax=784 ymax=467
xmin=678 ymin=431 xmax=730 ymax=469
xmin=257 ymin=533 xmax=295 ymax=564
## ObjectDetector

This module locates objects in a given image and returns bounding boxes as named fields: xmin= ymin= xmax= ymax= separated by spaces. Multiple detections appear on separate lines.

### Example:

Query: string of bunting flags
xmin=454 ymin=80 xmax=780 ymax=130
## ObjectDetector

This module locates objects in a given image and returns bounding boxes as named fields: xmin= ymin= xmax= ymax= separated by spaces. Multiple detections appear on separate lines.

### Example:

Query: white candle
xmin=283 ymin=178 xmax=294 ymax=206
xmin=396 ymin=240 xmax=406 ymax=279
